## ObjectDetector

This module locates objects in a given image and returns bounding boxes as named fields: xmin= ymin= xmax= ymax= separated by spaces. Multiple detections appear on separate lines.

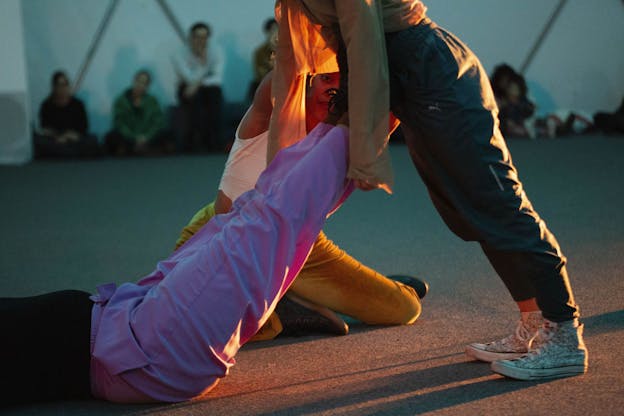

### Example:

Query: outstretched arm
xmin=268 ymin=0 xmax=393 ymax=192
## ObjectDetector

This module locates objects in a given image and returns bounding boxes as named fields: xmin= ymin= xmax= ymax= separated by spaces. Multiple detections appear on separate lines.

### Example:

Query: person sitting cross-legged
xmin=105 ymin=70 xmax=172 ymax=156
xmin=34 ymin=70 xmax=99 ymax=159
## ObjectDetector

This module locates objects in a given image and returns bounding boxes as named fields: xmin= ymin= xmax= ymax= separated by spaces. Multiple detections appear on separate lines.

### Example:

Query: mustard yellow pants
xmin=175 ymin=202 xmax=422 ymax=340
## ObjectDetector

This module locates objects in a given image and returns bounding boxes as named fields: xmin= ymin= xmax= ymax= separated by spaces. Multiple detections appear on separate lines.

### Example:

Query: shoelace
xmin=487 ymin=319 xmax=532 ymax=348
xmin=527 ymin=322 xmax=557 ymax=356
xmin=515 ymin=319 xmax=533 ymax=342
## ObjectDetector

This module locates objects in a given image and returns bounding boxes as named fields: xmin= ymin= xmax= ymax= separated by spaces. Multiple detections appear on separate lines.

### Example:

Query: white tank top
xmin=217 ymin=126 xmax=269 ymax=202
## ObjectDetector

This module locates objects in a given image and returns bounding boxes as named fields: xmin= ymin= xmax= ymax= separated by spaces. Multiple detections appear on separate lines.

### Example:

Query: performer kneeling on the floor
xmin=174 ymin=70 xmax=428 ymax=340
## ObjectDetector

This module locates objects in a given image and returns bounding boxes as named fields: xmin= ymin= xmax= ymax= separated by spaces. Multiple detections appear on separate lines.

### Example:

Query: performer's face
xmin=190 ymin=28 xmax=209 ymax=55
xmin=306 ymin=72 xmax=340 ymax=127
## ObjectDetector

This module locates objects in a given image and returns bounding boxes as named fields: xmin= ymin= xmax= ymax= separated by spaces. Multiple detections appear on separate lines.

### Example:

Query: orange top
xmin=269 ymin=0 xmax=426 ymax=193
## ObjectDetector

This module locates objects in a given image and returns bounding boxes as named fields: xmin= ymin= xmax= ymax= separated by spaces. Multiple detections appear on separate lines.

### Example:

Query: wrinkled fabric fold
xmin=90 ymin=123 xmax=352 ymax=402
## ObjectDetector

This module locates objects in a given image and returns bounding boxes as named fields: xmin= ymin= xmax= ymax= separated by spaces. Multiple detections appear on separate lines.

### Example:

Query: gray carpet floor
xmin=1 ymin=135 xmax=623 ymax=415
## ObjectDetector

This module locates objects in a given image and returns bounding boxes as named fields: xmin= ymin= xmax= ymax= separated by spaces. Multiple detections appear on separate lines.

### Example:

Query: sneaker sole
xmin=491 ymin=361 xmax=587 ymax=380
xmin=287 ymin=293 xmax=349 ymax=336
xmin=465 ymin=344 xmax=527 ymax=363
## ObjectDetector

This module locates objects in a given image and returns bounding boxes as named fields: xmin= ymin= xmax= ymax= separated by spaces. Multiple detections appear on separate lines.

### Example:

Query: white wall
xmin=0 ymin=0 xmax=31 ymax=163
xmin=22 ymin=0 xmax=275 ymax=137
xmin=20 ymin=0 xmax=624 ymax=138
xmin=427 ymin=0 xmax=624 ymax=116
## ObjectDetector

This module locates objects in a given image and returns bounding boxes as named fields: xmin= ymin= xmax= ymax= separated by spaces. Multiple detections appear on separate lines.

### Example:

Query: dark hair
xmin=491 ymin=63 xmax=528 ymax=98
xmin=507 ymin=72 xmax=528 ymax=97
xmin=134 ymin=69 xmax=152 ymax=84
xmin=51 ymin=70 xmax=69 ymax=88
xmin=190 ymin=22 xmax=211 ymax=37
xmin=263 ymin=18 xmax=277 ymax=33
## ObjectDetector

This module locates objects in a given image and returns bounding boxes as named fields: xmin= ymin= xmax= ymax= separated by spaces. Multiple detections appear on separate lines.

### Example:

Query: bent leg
xmin=386 ymin=21 xmax=578 ymax=322
xmin=290 ymin=231 xmax=422 ymax=325
xmin=120 ymin=124 xmax=352 ymax=401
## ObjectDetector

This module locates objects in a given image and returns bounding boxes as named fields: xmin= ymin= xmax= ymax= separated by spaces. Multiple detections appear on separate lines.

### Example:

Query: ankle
xmin=516 ymin=298 xmax=539 ymax=312
xmin=521 ymin=310 xmax=542 ymax=321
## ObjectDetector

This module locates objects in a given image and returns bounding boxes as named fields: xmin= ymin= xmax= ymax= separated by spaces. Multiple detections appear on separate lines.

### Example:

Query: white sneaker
xmin=491 ymin=319 xmax=588 ymax=380
xmin=465 ymin=311 xmax=543 ymax=362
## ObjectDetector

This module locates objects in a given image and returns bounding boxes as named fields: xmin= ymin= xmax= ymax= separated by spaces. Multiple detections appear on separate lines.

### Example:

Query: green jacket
xmin=113 ymin=89 xmax=164 ymax=141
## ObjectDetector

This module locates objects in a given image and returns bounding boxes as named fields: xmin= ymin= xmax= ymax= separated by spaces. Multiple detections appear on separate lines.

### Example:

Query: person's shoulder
xmin=254 ymin=71 xmax=273 ymax=108
xmin=40 ymin=96 xmax=53 ymax=108
xmin=254 ymin=41 xmax=270 ymax=54
xmin=145 ymin=93 xmax=161 ymax=105
xmin=70 ymin=96 xmax=86 ymax=108
xmin=114 ymin=90 xmax=131 ymax=104
xmin=253 ymin=44 xmax=263 ymax=57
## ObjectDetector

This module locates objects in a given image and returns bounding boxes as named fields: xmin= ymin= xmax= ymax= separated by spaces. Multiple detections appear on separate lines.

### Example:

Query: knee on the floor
xmin=368 ymin=296 xmax=422 ymax=326
xmin=394 ymin=297 xmax=422 ymax=325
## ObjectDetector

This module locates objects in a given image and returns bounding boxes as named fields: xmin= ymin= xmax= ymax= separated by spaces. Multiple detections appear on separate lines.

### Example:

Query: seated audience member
xmin=105 ymin=70 xmax=171 ymax=156
xmin=491 ymin=64 xmax=536 ymax=138
xmin=248 ymin=18 xmax=278 ymax=101
xmin=491 ymin=63 xmax=592 ymax=139
xmin=34 ymin=71 xmax=99 ymax=158
xmin=172 ymin=22 xmax=224 ymax=153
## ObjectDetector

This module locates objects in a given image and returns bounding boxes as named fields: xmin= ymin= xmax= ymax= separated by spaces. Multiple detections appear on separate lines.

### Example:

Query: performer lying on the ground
xmin=175 ymin=70 xmax=427 ymax=340
xmin=2 ymin=110 xmax=355 ymax=406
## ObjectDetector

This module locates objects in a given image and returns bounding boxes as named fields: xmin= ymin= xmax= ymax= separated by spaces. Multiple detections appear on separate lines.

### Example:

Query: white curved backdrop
xmin=0 ymin=0 xmax=31 ymax=164
xmin=1 ymin=0 xmax=623 ymax=164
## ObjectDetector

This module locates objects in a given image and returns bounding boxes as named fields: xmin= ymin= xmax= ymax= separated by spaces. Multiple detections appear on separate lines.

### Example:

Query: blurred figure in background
xmin=172 ymin=22 xmax=225 ymax=153
xmin=248 ymin=18 xmax=278 ymax=101
xmin=34 ymin=71 xmax=99 ymax=158
xmin=491 ymin=64 xmax=536 ymax=139
xmin=105 ymin=70 xmax=171 ymax=156
xmin=491 ymin=63 xmax=592 ymax=139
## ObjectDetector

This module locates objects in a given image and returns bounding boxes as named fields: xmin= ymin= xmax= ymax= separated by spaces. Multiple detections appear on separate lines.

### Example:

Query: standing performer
xmin=269 ymin=0 xmax=587 ymax=381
